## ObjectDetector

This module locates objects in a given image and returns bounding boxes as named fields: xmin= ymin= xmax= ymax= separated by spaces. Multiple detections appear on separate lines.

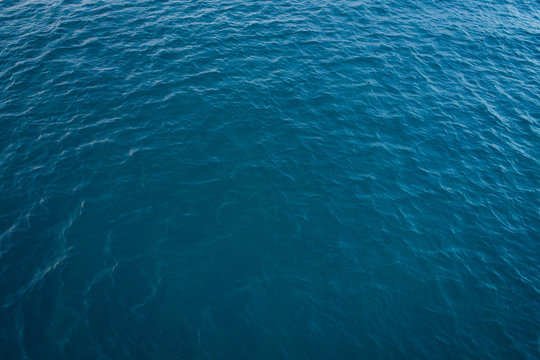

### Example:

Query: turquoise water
xmin=1 ymin=0 xmax=539 ymax=358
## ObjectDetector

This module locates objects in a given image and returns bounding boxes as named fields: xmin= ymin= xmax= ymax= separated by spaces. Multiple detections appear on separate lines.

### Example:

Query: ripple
xmin=1 ymin=0 xmax=539 ymax=359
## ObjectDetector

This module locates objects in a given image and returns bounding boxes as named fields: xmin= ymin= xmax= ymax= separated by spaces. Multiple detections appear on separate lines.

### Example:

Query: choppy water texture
xmin=1 ymin=0 xmax=539 ymax=358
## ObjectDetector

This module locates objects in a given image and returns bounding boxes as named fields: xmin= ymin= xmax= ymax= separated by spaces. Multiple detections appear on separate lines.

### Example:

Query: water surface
xmin=1 ymin=0 xmax=539 ymax=358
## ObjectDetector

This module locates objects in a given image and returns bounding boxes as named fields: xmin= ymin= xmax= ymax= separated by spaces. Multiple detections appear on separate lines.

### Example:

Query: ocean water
xmin=1 ymin=0 xmax=539 ymax=358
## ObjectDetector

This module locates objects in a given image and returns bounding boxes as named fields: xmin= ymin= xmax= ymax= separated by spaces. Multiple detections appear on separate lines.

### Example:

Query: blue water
xmin=1 ymin=0 xmax=539 ymax=358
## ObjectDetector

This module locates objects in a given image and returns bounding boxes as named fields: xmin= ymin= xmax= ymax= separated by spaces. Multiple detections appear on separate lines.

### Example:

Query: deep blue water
xmin=1 ymin=0 xmax=539 ymax=358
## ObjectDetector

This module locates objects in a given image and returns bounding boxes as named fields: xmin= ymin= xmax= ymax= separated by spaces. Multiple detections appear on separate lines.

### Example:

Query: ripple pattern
xmin=1 ymin=0 xmax=539 ymax=359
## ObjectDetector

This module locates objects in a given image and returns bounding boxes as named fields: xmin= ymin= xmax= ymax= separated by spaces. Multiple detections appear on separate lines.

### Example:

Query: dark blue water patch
xmin=1 ymin=0 xmax=539 ymax=359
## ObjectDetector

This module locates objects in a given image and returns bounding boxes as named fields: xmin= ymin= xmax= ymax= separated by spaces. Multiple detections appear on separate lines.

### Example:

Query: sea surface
xmin=1 ymin=0 xmax=539 ymax=358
